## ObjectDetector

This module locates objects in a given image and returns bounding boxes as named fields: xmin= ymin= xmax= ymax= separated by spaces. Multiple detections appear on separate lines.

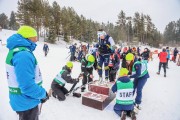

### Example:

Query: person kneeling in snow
xmin=112 ymin=68 xmax=136 ymax=120
xmin=51 ymin=61 xmax=81 ymax=101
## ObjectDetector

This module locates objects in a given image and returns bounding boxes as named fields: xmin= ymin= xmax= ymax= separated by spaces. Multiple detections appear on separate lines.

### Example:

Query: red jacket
xmin=159 ymin=52 xmax=167 ymax=63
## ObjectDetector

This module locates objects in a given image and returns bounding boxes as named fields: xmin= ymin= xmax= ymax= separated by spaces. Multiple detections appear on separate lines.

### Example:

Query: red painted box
xmin=82 ymin=91 xmax=115 ymax=110
xmin=88 ymin=80 xmax=114 ymax=96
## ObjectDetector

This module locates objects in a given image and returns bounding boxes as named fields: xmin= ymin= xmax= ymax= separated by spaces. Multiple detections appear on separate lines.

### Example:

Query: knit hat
xmin=17 ymin=26 xmax=37 ymax=38
xmin=119 ymin=68 xmax=129 ymax=77
xmin=66 ymin=61 xmax=73 ymax=68
xmin=126 ymin=53 xmax=134 ymax=61
xmin=85 ymin=54 xmax=95 ymax=63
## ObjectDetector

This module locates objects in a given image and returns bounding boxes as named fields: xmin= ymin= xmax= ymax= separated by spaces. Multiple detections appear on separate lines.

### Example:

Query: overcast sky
xmin=0 ymin=0 xmax=180 ymax=33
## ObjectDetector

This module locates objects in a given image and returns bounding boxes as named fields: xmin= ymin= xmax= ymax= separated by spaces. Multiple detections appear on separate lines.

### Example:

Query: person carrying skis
xmin=157 ymin=48 xmax=168 ymax=77
xmin=43 ymin=42 xmax=49 ymax=56
xmin=108 ymin=48 xmax=120 ymax=82
xmin=112 ymin=68 xmax=136 ymax=120
xmin=97 ymin=29 xmax=115 ymax=81
xmin=126 ymin=53 xmax=150 ymax=110
xmin=81 ymin=54 xmax=96 ymax=92
xmin=6 ymin=26 xmax=49 ymax=120
xmin=51 ymin=61 xmax=82 ymax=101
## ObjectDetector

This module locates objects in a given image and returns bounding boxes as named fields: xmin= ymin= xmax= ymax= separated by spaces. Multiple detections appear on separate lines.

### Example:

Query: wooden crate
xmin=82 ymin=91 xmax=115 ymax=110
xmin=88 ymin=80 xmax=114 ymax=96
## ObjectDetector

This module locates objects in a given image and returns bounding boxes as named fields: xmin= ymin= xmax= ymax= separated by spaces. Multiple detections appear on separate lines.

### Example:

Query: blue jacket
xmin=6 ymin=34 xmax=46 ymax=111
xmin=112 ymin=77 xmax=134 ymax=111
xmin=166 ymin=49 xmax=170 ymax=59
xmin=69 ymin=45 xmax=76 ymax=53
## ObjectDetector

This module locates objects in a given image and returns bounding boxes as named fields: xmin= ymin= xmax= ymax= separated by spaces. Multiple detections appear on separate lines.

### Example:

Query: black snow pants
xmin=16 ymin=105 xmax=39 ymax=120
xmin=109 ymin=67 xmax=117 ymax=82
xmin=158 ymin=62 xmax=166 ymax=75
xmin=51 ymin=81 xmax=69 ymax=101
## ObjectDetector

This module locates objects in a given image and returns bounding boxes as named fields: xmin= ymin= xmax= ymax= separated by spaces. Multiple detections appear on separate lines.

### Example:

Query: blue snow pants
xmin=97 ymin=54 xmax=110 ymax=78
xmin=133 ymin=77 xmax=147 ymax=104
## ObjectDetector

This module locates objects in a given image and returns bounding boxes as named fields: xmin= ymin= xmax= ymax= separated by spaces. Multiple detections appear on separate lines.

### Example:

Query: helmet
xmin=17 ymin=26 xmax=37 ymax=38
xmin=119 ymin=68 xmax=129 ymax=77
xmin=85 ymin=54 xmax=95 ymax=63
xmin=66 ymin=61 xmax=73 ymax=68
xmin=95 ymin=43 xmax=99 ymax=48
xmin=126 ymin=53 xmax=134 ymax=61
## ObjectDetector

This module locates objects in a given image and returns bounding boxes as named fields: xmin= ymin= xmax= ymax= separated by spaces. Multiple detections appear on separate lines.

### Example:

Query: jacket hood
xmin=6 ymin=34 xmax=37 ymax=51
xmin=117 ymin=76 xmax=130 ymax=83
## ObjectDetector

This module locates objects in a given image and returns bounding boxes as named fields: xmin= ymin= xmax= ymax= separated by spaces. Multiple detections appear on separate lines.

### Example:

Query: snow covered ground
xmin=0 ymin=29 xmax=180 ymax=120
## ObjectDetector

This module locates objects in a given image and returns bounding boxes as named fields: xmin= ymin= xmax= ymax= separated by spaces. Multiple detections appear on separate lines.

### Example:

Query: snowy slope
xmin=0 ymin=30 xmax=180 ymax=120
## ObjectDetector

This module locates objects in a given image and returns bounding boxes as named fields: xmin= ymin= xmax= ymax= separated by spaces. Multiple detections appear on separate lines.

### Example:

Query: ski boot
xmin=81 ymin=86 xmax=86 ymax=92
xmin=73 ymin=92 xmax=81 ymax=98
xmin=134 ymin=104 xmax=141 ymax=114
xmin=130 ymin=111 xmax=136 ymax=120
xmin=121 ymin=111 xmax=127 ymax=120
xmin=99 ymin=77 xmax=103 ymax=85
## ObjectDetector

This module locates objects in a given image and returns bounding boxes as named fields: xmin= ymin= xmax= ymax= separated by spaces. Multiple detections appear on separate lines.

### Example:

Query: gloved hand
xmin=78 ymin=73 xmax=83 ymax=80
xmin=89 ymin=74 xmax=94 ymax=79
xmin=41 ymin=92 xmax=49 ymax=103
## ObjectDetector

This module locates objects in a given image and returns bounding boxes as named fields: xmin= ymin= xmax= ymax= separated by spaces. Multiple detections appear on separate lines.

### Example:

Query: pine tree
xmin=48 ymin=21 xmax=56 ymax=43
xmin=0 ymin=13 xmax=9 ymax=29
xmin=9 ymin=11 xmax=18 ymax=30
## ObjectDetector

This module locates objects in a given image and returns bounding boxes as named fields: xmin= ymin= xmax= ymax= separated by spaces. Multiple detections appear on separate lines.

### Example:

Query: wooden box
xmin=82 ymin=91 xmax=115 ymax=110
xmin=88 ymin=80 xmax=114 ymax=96
xmin=82 ymin=81 xmax=115 ymax=110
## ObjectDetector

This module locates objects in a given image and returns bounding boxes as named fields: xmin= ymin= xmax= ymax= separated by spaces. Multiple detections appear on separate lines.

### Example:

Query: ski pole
xmin=39 ymin=103 xmax=43 ymax=115
xmin=66 ymin=54 xmax=71 ymax=59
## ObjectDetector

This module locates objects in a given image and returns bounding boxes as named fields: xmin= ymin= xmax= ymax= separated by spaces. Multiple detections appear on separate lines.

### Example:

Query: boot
xmin=135 ymin=104 xmax=141 ymax=110
xmin=105 ymin=77 xmax=108 ymax=82
xmin=121 ymin=111 xmax=127 ymax=120
xmin=157 ymin=72 xmax=160 ymax=75
xmin=164 ymin=74 xmax=166 ymax=77
xmin=99 ymin=77 xmax=102 ymax=82
xmin=73 ymin=92 xmax=81 ymax=98
xmin=130 ymin=111 xmax=136 ymax=120
xmin=81 ymin=87 xmax=86 ymax=92
xmin=52 ymin=92 xmax=57 ymax=98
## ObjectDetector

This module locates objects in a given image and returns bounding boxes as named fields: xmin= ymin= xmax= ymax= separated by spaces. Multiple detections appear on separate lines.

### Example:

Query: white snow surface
xmin=0 ymin=29 xmax=180 ymax=120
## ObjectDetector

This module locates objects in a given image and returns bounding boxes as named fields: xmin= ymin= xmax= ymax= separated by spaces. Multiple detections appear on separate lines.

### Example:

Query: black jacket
xmin=52 ymin=66 xmax=77 ymax=86
xmin=141 ymin=51 xmax=149 ymax=60
xmin=81 ymin=58 xmax=95 ymax=76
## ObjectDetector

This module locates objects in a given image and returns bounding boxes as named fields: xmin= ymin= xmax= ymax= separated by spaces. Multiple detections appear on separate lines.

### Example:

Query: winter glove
xmin=41 ymin=92 xmax=49 ymax=103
